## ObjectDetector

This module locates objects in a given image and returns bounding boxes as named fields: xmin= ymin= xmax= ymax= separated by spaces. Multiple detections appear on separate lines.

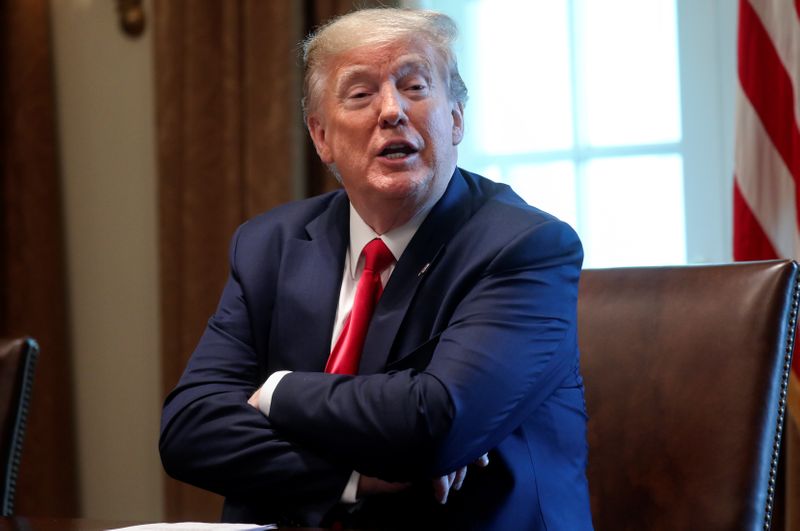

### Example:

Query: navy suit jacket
xmin=160 ymin=169 xmax=593 ymax=530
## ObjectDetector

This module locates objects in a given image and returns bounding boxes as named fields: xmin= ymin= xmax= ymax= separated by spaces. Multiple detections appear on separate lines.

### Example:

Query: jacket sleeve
xmin=159 ymin=224 xmax=351 ymax=514
xmin=267 ymin=218 xmax=583 ymax=481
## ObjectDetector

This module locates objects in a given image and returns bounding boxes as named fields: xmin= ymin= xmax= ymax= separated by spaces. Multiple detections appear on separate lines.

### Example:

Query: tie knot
xmin=362 ymin=238 xmax=394 ymax=273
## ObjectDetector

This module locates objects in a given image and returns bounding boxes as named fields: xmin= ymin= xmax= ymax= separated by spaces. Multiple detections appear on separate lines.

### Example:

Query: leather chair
xmin=579 ymin=260 xmax=798 ymax=530
xmin=0 ymin=338 xmax=39 ymax=516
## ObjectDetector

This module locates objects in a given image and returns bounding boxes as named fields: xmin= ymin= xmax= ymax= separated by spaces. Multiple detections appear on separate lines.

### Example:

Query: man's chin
xmin=369 ymin=174 xmax=432 ymax=201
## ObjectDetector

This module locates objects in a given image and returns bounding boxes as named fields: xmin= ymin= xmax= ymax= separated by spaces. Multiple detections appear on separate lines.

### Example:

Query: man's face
xmin=307 ymin=38 xmax=464 ymax=226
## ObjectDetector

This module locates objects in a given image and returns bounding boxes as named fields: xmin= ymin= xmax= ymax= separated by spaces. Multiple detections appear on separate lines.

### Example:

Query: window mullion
xmin=568 ymin=0 xmax=587 ymax=237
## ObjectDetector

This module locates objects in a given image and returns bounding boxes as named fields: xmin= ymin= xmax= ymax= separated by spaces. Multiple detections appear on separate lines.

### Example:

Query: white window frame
xmin=408 ymin=0 xmax=738 ymax=265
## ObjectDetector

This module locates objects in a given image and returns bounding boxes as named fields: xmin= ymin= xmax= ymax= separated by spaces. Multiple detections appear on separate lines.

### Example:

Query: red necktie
xmin=325 ymin=238 xmax=394 ymax=375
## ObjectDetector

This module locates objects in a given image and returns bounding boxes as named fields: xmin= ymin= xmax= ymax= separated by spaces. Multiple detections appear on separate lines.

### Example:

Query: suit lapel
xmin=276 ymin=193 xmax=349 ymax=372
xmin=359 ymin=169 xmax=477 ymax=374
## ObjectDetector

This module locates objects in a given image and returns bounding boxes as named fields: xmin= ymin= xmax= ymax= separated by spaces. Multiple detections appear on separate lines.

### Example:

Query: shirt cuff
xmin=341 ymin=471 xmax=360 ymax=504
xmin=257 ymin=370 xmax=291 ymax=417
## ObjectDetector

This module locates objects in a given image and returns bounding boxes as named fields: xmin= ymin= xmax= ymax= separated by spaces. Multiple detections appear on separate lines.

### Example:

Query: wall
xmin=49 ymin=0 xmax=163 ymax=520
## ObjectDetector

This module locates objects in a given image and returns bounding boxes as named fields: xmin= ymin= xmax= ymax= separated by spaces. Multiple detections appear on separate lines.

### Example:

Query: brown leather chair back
xmin=0 ymin=338 xmax=39 ymax=516
xmin=579 ymin=260 xmax=798 ymax=530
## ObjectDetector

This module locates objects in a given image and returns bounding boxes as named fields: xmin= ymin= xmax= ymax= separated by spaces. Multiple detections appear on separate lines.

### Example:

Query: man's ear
xmin=451 ymin=101 xmax=464 ymax=145
xmin=307 ymin=115 xmax=333 ymax=164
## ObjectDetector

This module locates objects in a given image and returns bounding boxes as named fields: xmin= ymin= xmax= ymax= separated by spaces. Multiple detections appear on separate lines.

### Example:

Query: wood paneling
xmin=0 ymin=0 xmax=79 ymax=517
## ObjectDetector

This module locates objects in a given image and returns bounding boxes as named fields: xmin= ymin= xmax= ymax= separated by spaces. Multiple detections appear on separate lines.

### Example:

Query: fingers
xmin=361 ymin=454 xmax=494 ymax=506
xmin=247 ymin=389 xmax=261 ymax=408
xmin=431 ymin=476 xmax=448 ymax=504
xmin=431 ymin=470 xmax=461 ymax=504
xmin=475 ymin=452 xmax=489 ymax=467
xmin=442 ymin=472 xmax=455 ymax=504
xmin=452 ymin=466 xmax=468 ymax=492
xmin=431 ymin=453 xmax=491 ymax=504
xmin=358 ymin=475 xmax=410 ymax=497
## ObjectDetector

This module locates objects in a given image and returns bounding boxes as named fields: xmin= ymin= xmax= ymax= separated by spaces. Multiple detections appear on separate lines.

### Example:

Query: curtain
xmin=0 ymin=0 xmax=79 ymax=517
xmin=154 ymin=0 xmax=392 ymax=520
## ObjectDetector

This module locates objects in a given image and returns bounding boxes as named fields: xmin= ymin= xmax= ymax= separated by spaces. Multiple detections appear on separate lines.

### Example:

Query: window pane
xmin=581 ymin=155 xmax=686 ymax=267
xmin=503 ymin=162 xmax=578 ymax=229
xmin=471 ymin=0 xmax=574 ymax=154
xmin=579 ymin=0 xmax=682 ymax=147
xmin=418 ymin=0 xmax=694 ymax=268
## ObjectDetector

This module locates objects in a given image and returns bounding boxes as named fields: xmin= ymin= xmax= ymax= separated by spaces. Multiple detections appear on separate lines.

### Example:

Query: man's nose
xmin=378 ymin=85 xmax=407 ymax=127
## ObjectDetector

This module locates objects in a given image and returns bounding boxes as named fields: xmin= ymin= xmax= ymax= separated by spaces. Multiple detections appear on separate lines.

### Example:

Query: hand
xmin=247 ymin=388 xmax=260 ymax=408
xmin=357 ymin=474 xmax=410 ymax=497
xmin=431 ymin=453 xmax=490 ymax=504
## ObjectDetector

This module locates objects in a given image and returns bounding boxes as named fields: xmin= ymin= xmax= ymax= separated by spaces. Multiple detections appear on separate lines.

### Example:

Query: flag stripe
xmin=738 ymin=0 xmax=800 ymax=187
xmin=736 ymin=3 xmax=800 ymax=526
xmin=733 ymin=181 xmax=779 ymax=260
xmin=735 ymin=0 xmax=800 ymax=382
xmin=748 ymin=0 xmax=800 ymax=129
xmin=735 ymin=87 xmax=800 ymax=258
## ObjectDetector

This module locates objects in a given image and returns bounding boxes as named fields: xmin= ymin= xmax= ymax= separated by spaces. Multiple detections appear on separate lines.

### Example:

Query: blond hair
xmin=301 ymin=7 xmax=468 ymax=117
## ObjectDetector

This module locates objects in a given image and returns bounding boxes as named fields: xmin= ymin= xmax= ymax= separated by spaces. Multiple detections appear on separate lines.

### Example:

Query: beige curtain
xmin=0 ymin=0 xmax=80 ymax=517
xmin=154 ymin=0 xmax=392 ymax=521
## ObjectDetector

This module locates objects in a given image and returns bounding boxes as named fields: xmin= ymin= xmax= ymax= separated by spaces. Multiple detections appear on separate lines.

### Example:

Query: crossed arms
xmin=159 ymin=214 xmax=582 ymax=512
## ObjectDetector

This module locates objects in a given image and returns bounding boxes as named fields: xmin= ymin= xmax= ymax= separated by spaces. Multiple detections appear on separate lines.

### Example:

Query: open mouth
xmin=379 ymin=143 xmax=419 ymax=160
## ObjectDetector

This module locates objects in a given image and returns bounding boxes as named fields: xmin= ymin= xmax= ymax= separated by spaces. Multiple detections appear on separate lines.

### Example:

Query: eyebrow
xmin=334 ymin=54 xmax=434 ymax=94
xmin=394 ymin=58 xmax=434 ymax=81
xmin=393 ymin=54 xmax=434 ymax=77
xmin=334 ymin=66 xmax=372 ymax=95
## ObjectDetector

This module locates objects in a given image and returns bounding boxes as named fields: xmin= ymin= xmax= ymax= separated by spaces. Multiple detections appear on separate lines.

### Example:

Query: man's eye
xmin=349 ymin=91 xmax=370 ymax=99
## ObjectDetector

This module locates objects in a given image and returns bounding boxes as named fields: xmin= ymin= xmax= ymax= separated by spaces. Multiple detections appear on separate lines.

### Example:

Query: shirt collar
xmin=347 ymin=203 xmax=431 ymax=279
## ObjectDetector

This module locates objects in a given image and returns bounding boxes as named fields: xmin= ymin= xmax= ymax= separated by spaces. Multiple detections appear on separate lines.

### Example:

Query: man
xmin=160 ymin=8 xmax=593 ymax=530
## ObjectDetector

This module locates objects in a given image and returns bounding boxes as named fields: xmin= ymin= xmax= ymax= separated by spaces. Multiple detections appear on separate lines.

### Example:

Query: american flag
xmin=733 ymin=0 xmax=800 ymax=528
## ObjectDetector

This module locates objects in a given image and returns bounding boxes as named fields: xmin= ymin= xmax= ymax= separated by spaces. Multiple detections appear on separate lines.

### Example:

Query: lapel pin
xmin=418 ymin=262 xmax=431 ymax=277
